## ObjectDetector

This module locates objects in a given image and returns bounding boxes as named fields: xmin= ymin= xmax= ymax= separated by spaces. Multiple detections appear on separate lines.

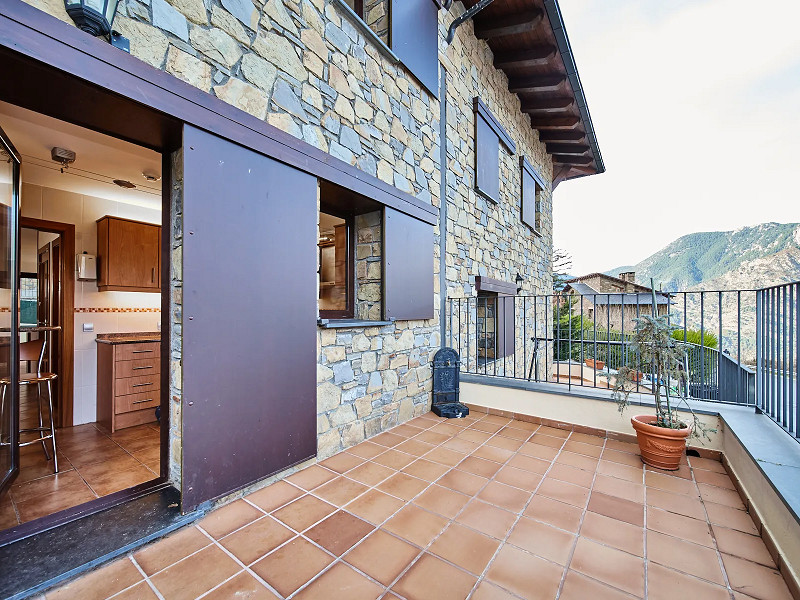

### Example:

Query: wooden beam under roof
xmin=545 ymin=143 xmax=590 ymax=155
xmin=508 ymin=75 xmax=566 ymax=93
xmin=474 ymin=10 xmax=544 ymax=40
xmin=537 ymin=130 xmax=586 ymax=142
xmin=553 ymin=154 xmax=594 ymax=165
xmin=530 ymin=115 xmax=581 ymax=129
xmin=521 ymin=97 xmax=574 ymax=113
xmin=494 ymin=45 xmax=557 ymax=70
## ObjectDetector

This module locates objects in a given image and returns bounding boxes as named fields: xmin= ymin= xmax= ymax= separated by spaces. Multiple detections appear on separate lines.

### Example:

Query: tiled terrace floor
xmin=46 ymin=411 xmax=794 ymax=600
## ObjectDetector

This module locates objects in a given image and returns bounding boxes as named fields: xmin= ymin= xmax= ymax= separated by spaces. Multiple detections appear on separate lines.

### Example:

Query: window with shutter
xmin=475 ymin=276 xmax=516 ymax=359
xmin=521 ymin=157 xmax=545 ymax=235
xmin=474 ymin=98 xmax=516 ymax=204
xmin=383 ymin=207 xmax=434 ymax=320
xmin=390 ymin=0 xmax=439 ymax=95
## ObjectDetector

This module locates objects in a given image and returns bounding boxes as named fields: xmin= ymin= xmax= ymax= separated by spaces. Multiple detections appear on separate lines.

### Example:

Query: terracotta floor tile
xmin=395 ymin=438 xmax=436 ymax=457
xmin=306 ymin=510 xmax=374 ymax=556
xmin=646 ymin=488 xmax=706 ymax=520
xmin=580 ymin=511 xmax=643 ymax=556
xmin=383 ymin=504 xmax=448 ymax=548
xmin=372 ymin=449 xmax=417 ymax=470
xmin=347 ymin=461 xmax=395 ymax=486
xmin=570 ymin=537 xmax=644 ymax=597
xmin=698 ymin=482 xmax=745 ymax=509
xmin=272 ymin=495 xmax=336 ymax=532
xmin=587 ymin=491 xmax=644 ymax=527
xmin=477 ymin=480 xmax=531 ymax=513
xmin=393 ymin=553 xmax=477 ymax=600
xmin=472 ymin=420 xmax=505 ymax=434
xmin=524 ymin=495 xmax=583 ymax=532
xmin=646 ymin=529 xmax=725 ymax=585
xmin=202 ymin=571 xmax=279 ymax=600
xmin=219 ymin=515 xmax=295 ymax=565
xmin=198 ymin=499 xmax=263 ymax=539
xmin=597 ymin=460 xmax=643 ymax=483
xmin=517 ymin=442 xmax=559 ymax=461
xmin=11 ymin=469 xmax=90 ymax=505
xmin=414 ymin=484 xmax=470 ymax=519
xmin=689 ymin=456 xmax=727 ymax=474
xmin=314 ymin=476 xmax=370 ymax=506
xmin=457 ymin=455 xmax=502 ymax=479
xmin=549 ymin=463 xmax=595 ymax=488
xmin=82 ymin=463 xmax=156 ymax=497
xmin=414 ymin=430 xmax=451 ymax=446
xmin=251 ymin=537 xmax=335 ymax=598
xmin=319 ymin=452 xmax=364 ymax=474
xmin=648 ymin=462 xmax=693 ymax=480
xmin=149 ymin=544 xmax=241 ymax=600
xmin=506 ymin=419 xmax=539 ymax=431
xmin=65 ymin=453 xmax=141 ymax=483
xmin=694 ymin=468 xmax=736 ymax=490
xmin=473 ymin=444 xmax=514 ymax=464
xmin=15 ymin=481 xmax=97 ymax=523
xmin=483 ymin=414 xmax=513 ymax=425
xmin=721 ymin=553 xmax=794 ymax=600
xmin=372 ymin=431 xmax=408 ymax=448
xmin=430 ymin=422 xmax=463 ymax=436
xmin=507 ymin=453 xmax=551 ymax=474
xmin=647 ymin=562 xmax=730 ymax=600
xmin=538 ymin=477 xmax=590 ymax=508
xmin=345 ymin=529 xmax=420 ymax=585
xmin=110 ymin=581 xmax=160 ymax=600
xmin=286 ymin=465 xmax=338 ymax=491
xmin=429 ymin=522 xmax=500 ymax=574
xmin=293 ymin=562 xmax=384 ymax=600
xmin=471 ymin=581 xmax=519 ymax=600
xmin=345 ymin=489 xmax=404 ymax=525
xmin=486 ymin=435 xmax=525 ymax=452
xmin=46 ymin=557 xmax=142 ymax=600
xmin=556 ymin=451 xmax=600 ymax=472
xmin=133 ymin=525 xmax=211 ymax=576
xmin=377 ymin=472 xmax=429 ymax=501
xmin=62 ymin=443 xmax=129 ymax=469
xmin=438 ymin=468 xmax=489 ymax=496
xmin=644 ymin=470 xmax=699 ymax=496
xmin=538 ymin=425 xmax=570 ymax=438
xmin=593 ymin=474 xmax=644 ymax=504
xmin=713 ymin=525 xmax=776 ymax=567
xmin=485 ymin=544 xmax=564 ymax=599
xmin=392 ymin=423 xmax=425 ymax=438
xmin=529 ymin=433 xmax=566 ymax=450
xmin=247 ymin=480 xmax=304 ymax=513
xmin=563 ymin=440 xmax=604 ymax=458
xmin=646 ymin=506 xmax=712 ymax=547
xmin=704 ymin=501 xmax=759 ymax=535
xmin=456 ymin=499 xmax=517 ymax=539
xmin=569 ymin=432 xmax=606 ymax=445
xmin=496 ymin=426 xmax=532 ymax=441
xmin=457 ymin=428 xmax=492 ymax=444
xmin=507 ymin=516 xmax=575 ymax=565
xmin=605 ymin=440 xmax=639 ymax=454
xmin=401 ymin=458 xmax=449 ymax=482
xmin=601 ymin=449 xmax=643 ymax=468
xmin=560 ymin=570 xmax=638 ymax=600
xmin=494 ymin=465 xmax=543 ymax=492
xmin=424 ymin=447 xmax=467 ymax=467
xmin=347 ymin=441 xmax=388 ymax=460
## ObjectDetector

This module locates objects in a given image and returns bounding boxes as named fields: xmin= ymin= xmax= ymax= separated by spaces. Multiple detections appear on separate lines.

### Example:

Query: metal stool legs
xmin=46 ymin=379 xmax=57 ymax=473
xmin=0 ymin=380 xmax=59 ymax=473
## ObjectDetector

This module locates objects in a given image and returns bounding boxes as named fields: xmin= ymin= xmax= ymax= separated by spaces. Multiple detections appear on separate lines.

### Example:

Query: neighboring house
xmin=563 ymin=272 xmax=671 ymax=331
xmin=0 ymin=0 xmax=603 ymax=582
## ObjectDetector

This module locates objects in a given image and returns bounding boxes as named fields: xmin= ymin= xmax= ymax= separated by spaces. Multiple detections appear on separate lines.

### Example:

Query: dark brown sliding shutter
xmin=521 ymin=157 xmax=543 ymax=232
xmin=391 ymin=0 xmax=439 ymax=96
xmin=475 ymin=113 xmax=500 ymax=203
xmin=181 ymin=125 xmax=318 ymax=511
xmin=383 ymin=207 xmax=434 ymax=320
xmin=496 ymin=294 xmax=516 ymax=358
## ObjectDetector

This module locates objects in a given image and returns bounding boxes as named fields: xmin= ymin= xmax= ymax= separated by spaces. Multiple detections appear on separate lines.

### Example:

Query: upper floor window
xmin=520 ymin=157 xmax=544 ymax=235
xmin=343 ymin=0 xmax=390 ymax=45
xmin=474 ymin=98 xmax=516 ymax=204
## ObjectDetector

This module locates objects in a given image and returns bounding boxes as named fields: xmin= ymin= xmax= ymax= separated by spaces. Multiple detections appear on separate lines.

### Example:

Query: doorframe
xmin=21 ymin=217 xmax=74 ymax=429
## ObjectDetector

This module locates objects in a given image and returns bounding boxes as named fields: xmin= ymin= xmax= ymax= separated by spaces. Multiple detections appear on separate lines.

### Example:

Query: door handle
xmin=132 ymin=350 xmax=153 ymax=354
xmin=151 ymin=267 xmax=155 ymax=283
xmin=132 ymin=398 xmax=153 ymax=404
xmin=132 ymin=366 xmax=153 ymax=370
xmin=132 ymin=382 xmax=153 ymax=388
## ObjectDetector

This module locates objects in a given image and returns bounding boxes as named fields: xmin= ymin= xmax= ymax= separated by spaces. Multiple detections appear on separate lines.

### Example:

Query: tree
xmin=552 ymin=248 xmax=573 ymax=293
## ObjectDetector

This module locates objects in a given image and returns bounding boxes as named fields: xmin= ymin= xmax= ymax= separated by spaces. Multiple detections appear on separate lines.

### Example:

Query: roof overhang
xmin=461 ymin=0 xmax=604 ymax=187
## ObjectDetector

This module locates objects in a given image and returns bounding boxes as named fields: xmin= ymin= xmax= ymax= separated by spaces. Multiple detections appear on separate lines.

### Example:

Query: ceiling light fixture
xmin=142 ymin=172 xmax=162 ymax=182
xmin=113 ymin=179 xmax=136 ymax=189
xmin=63 ymin=0 xmax=130 ymax=52
xmin=51 ymin=147 xmax=76 ymax=173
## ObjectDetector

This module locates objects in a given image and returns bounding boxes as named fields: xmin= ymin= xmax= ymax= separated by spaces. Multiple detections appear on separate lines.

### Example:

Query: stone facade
xmin=22 ymin=0 xmax=556 ymax=483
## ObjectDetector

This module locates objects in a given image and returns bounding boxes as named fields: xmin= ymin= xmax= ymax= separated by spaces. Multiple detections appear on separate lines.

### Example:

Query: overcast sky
xmin=552 ymin=0 xmax=800 ymax=275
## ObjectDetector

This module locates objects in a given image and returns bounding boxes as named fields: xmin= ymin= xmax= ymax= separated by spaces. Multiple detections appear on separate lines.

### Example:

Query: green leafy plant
xmin=612 ymin=290 xmax=715 ymax=440
xmin=670 ymin=328 xmax=718 ymax=349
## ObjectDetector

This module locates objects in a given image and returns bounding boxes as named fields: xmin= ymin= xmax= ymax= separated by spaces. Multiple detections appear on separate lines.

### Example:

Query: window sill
xmin=318 ymin=318 xmax=393 ymax=329
xmin=330 ymin=0 xmax=399 ymax=65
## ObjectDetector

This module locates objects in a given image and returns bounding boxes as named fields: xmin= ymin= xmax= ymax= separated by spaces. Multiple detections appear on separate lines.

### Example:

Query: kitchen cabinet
xmin=96 ymin=216 xmax=161 ymax=292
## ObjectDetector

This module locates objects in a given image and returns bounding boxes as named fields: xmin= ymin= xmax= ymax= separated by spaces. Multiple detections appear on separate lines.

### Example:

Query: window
xmin=343 ymin=0 xmax=389 ymax=45
xmin=475 ymin=276 xmax=516 ymax=359
xmin=20 ymin=272 xmax=37 ymax=326
xmin=319 ymin=209 xmax=354 ymax=319
xmin=474 ymin=98 xmax=516 ymax=204
xmin=520 ymin=157 xmax=545 ymax=234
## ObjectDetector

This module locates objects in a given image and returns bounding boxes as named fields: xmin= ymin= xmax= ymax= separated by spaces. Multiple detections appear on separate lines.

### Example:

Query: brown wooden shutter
xmin=474 ymin=98 xmax=516 ymax=204
xmin=181 ymin=125 xmax=318 ymax=511
xmin=383 ymin=207 xmax=434 ymax=320
xmin=521 ymin=157 xmax=544 ymax=233
xmin=496 ymin=294 xmax=516 ymax=358
xmin=391 ymin=0 xmax=439 ymax=96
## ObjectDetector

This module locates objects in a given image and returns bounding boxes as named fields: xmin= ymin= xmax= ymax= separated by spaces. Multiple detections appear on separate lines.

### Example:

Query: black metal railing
xmin=447 ymin=289 xmax=758 ymax=406
xmin=757 ymin=282 xmax=799 ymax=438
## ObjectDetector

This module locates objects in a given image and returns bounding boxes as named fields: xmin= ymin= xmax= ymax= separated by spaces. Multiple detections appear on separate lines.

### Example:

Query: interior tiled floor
xmin=0 ymin=387 xmax=160 ymax=529
xmin=46 ymin=411 xmax=794 ymax=600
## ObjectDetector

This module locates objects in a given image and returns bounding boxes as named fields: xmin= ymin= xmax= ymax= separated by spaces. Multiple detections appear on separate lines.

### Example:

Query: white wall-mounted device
xmin=76 ymin=253 xmax=97 ymax=281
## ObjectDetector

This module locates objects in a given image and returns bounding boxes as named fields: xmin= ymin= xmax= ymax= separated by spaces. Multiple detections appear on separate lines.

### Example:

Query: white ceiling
xmin=0 ymin=101 xmax=162 ymax=210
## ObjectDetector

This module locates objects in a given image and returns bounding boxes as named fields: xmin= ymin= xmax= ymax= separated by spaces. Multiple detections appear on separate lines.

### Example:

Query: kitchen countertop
xmin=95 ymin=332 xmax=161 ymax=345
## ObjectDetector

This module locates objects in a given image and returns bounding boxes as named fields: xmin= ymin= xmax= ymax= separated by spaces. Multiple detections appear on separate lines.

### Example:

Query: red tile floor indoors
xmin=44 ymin=411 xmax=794 ymax=600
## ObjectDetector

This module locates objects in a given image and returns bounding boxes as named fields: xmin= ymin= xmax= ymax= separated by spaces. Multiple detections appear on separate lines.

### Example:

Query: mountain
xmin=606 ymin=222 xmax=800 ymax=292
xmin=605 ymin=223 xmax=800 ymax=363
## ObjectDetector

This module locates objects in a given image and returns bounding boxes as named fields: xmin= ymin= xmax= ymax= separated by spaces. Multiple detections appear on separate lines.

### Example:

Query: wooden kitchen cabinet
xmin=96 ymin=216 xmax=161 ymax=292
xmin=97 ymin=339 xmax=160 ymax=432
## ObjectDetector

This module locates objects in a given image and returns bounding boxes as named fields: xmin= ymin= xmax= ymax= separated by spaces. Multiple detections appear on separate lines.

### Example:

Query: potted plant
xmin=585 ymin=358 xmax=605 ymax=370
xmin=612 ymin=286 xmax=714 ymax=470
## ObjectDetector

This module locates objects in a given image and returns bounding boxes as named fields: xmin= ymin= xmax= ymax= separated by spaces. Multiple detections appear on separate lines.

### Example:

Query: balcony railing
xmin=446 ymin=285 xmax=796 ymax=425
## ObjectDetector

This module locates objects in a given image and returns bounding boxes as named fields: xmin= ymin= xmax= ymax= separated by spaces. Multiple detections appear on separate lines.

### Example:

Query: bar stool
xmin=0 ymin=337 xmax=59 ymax=473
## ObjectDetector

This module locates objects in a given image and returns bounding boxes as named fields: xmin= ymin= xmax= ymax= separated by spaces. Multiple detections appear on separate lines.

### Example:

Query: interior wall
xmin=21 ymin=182 xmax=162 ymax=425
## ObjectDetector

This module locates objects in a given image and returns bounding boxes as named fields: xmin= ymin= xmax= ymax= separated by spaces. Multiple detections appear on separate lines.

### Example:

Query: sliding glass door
xmin=0 ymin=125 xmax=20 ymax=496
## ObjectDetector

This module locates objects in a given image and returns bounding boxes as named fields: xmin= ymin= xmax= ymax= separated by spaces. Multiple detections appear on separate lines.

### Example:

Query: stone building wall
xmin=355 ymin=211 xmax=382 ymax=321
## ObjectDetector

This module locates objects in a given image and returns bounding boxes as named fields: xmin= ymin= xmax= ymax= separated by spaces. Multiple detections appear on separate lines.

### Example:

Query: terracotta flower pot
xmin=631 ymin=415 xmax=691 ymax=471
xmin=585 ymin=359 xmax=605 ymax=370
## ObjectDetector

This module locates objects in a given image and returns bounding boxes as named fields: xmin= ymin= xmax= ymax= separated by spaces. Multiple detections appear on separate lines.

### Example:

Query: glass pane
xmin=0 ymin=139 xmax=15 ymax=491
xmin=318 ymin=212 xmax=348 ymax=314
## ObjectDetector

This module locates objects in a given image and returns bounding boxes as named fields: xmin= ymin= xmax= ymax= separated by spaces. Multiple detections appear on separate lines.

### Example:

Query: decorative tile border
xmin=74 ymin=308 xmax=161 ymax=313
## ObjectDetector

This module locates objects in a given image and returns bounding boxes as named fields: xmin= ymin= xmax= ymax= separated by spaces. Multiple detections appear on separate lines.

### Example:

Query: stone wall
xmin=355 ymin=211 xmax=382 ymax=320
xmin=168 ymin=148 xmax=183 ymax=484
